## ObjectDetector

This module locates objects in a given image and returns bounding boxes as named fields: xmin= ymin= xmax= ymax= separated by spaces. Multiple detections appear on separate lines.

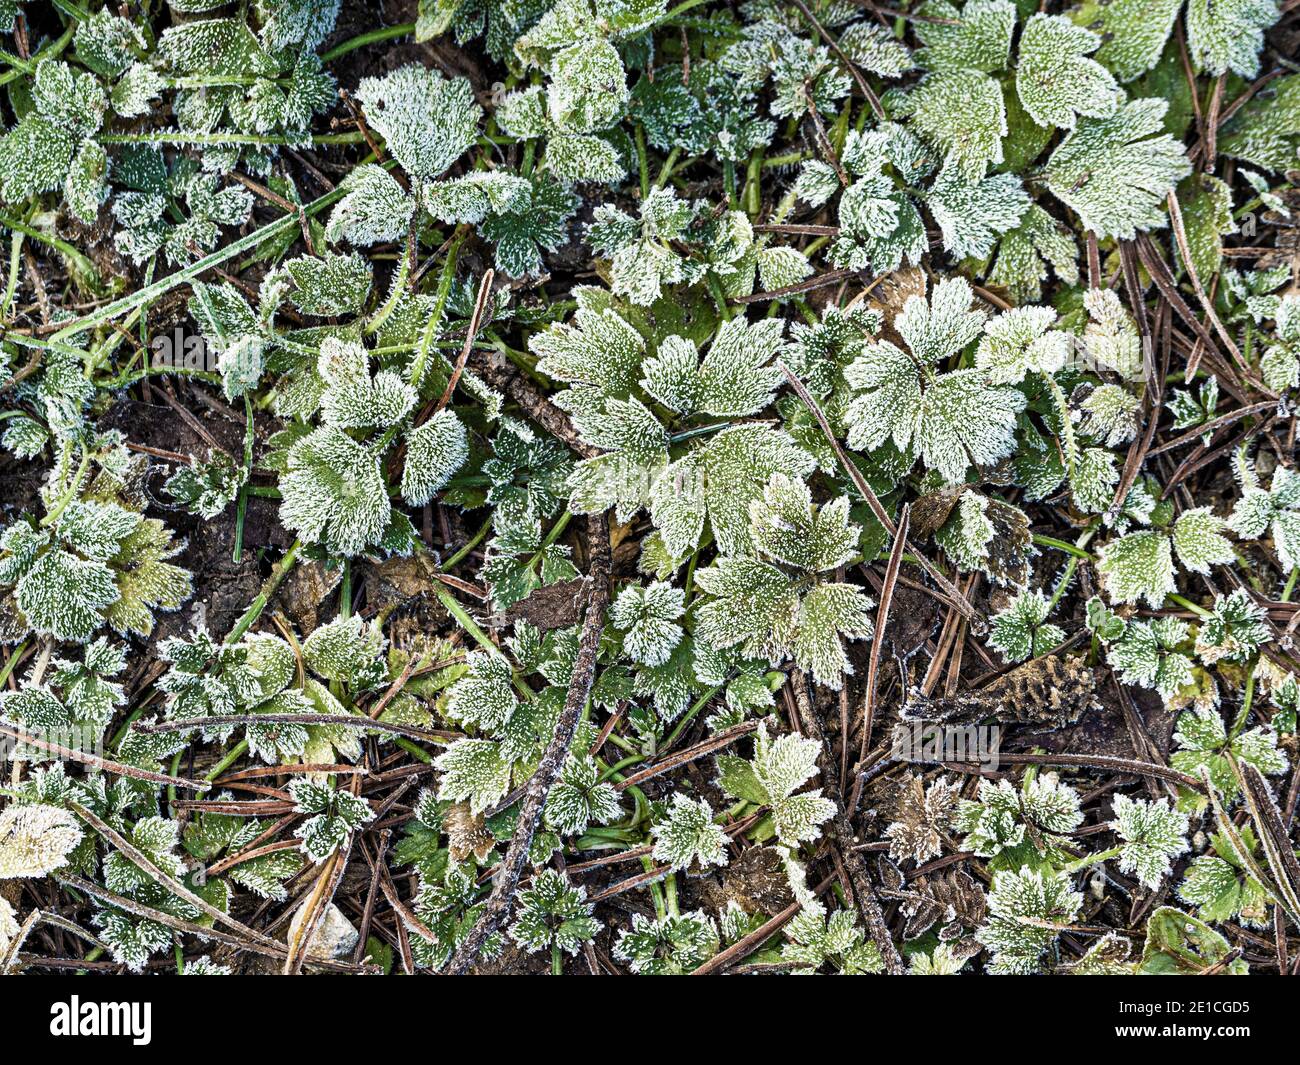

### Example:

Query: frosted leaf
xmin=640 ymin=317 xmax=784 ymax=417
xmin=794 ymin=159 xmax=845 ymax=208
xmin=531 ymin=292 xmax=645 ymax=396
xmin=651 ymin=793 xmax=729 ymax=871
xmin=695 ymin=476 xmax=873 ymax=687
xmin=839 ymin=21 xmax=913 ymax=78
xmin=74 ymin=9 xmax=146 ymax=79
xmin=956 ymin=775 xmax=1082 ymax=862
xmin=509 ymin=869 xmax=600 ymax=956
xmin=289 ymin=777 xmax=374 ymax=862
xmin=1082 ymin=288 xmax=1144 ymax=379
xmin=1186 ymin=0 xmax=1279 ymax=78
xmin=321 ymin=367 xmax=417 ymax=433
xmin=649 ymin=423 xmax=815 ymax=558
xmin=1171 ymin=706 xmax=1287 ymax=798
xmin=975 ymin=305 xmax=1069 ymax=385
xmin=1178 ymin=828 xmax=1272 ymax=927
xmin=425 ymin=171 xmax=532 ymax=225
xmin=978 ymin=867 xmax=1082 ymax=975
xmin=908 ymin=70 xmax=1006 ymax=180
xmin=1110 ymin=794 xmax=1190 ymax=889
xmin=884 ymin=772 xmax=960 ymax=864
xmin=14 ymin=547 xmax=120 ymax=644
xmin=354 ymin=64 xmax=481 ymax=179
xmin=1170 ymin=506 xmax=1235 ymax=574
xmin=255 ymin=0 xmax=341 ymax=51
xmin=103 ymin=815 xmax=186 ymax=894
xmin=435 ymin=738 xmax=513 ymax=814
xmin=913 ymin=0 xmax=1016 ymax=74
xmin=158 ymin=17 xmax=277 ymax=76
xmin=715 ymin=721 xmax=836 ymax=846
xmin=1229 ymin=462 xmax=1300 ymax=572
xmin=1096 ymin=529 xmax=1175 ymax=606
xmin=1077 ymin=384 xmax=1140 ymax=447
xmin=987 ymin=203 xmax=1079 ymax=304
xmin=446 ymin=652 xmax=518 ymax=733
xmin=1044 ymin=98 xmax=1191 ymax=240
xmin=541 ymin=131 xmax=626 ymax=184
xmin=401 ymin=410 xmax=469 ymax=507
xmin=280 ymin=251 xmax=372 ymax=317
xmin=1088 ymin=0 xmax=1180 ymax=83
xmin=899 ymin=276 xmax=987 ymax=364
xmin=1198 ymin=589 xmax=1271 ymax=665
xmin=0 ymin=63 xmax=98 ymax=203
xmin=549 ymin=38 xmax=629 ymax=132
xmin=544 ymin=754 xmax=621 ymax=835
xmin=0 ymin=803 xmax=83 ymax=878
xmin=1108 ymin=617 xmax=1195 ymax=696
xmin=781 ymin=907 xmax=885 ymax=975
xmin=610 ymin=580 xmax=685 ymax=667
xmin=64 ymin=140 xmax=107 ymax=224
xmin=325 ymin=164 xmax=415 ymax=246
xmin=987 ymin=589 xmax=1065 ymax=663
xmin=480 ymin=174 xmax=578 ymax=278
xmin=756 ymin=245 xmax=813 ymax=290
xmin=1220 ymin=74 xmax=1300 ymax=173
xmin=613 ymin=910 xmax=719 ymax=974
xmin=1015 ymin=13 xmax=1119 ymax=129
xmin=926 ymin=165 xmax=1030 ymax=260
xmin=279 ymin=427 xmax=391 ymax=557
xmin=301 ymin=615 xmax=386 ymax=689
xmin=748 ymin=474 xmax=859 ymax=573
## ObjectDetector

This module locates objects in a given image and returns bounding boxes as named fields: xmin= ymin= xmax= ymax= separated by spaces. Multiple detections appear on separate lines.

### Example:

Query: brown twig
xmin=443 ymin=513 xmax=612 ymax=974
xmin=790 ymin=671 xmax=904 ymax=973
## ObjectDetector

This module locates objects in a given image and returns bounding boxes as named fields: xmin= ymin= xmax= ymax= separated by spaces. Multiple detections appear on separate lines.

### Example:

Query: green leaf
xmin=354 ymin=64 xmax=481 ymax=179
xmin=1044 ymin=98 xmax=1191 ymax=240
xmin=1015 ymin=13 xmax=1119 ymax=129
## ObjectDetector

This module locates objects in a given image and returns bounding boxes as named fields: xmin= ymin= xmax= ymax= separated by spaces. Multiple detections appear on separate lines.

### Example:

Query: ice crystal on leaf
xmin=289 ymin=777 xmax=375 ymax=863
xmin=1228 ymin=458 xmax=1300 ymax=573
xmin=610 ymin=581 xmax=685 ymax=667
xmin=1106 ymin=617 xmax=1195 ymax=698
xmin=1015 ymin=13 xmax=1119 ymax=129
xmin=913 ymin=0 xmax=1015 ymax=74
xmin=974 ymin=305 xmax=1070 ymax=386
xmin=843 ymin=278 xmax=1025 ymax=485
xmin=0 ymin=61 xmax=105 ymax=211
xmin=781 ymin=907 xmax=884 ymax=975
xmin=509 ymin=869 xmax=600 ymax=957
xmin=1178 ymin=826 xmax=1273 ymax=928
xmin=355 ymin=65 xmax=481 ymax=181
xmin=1170 ymin=707 xmax=1287 ymax=799
xmin=544 ymin=754 xmax=622 ymax=836
xmin=1096 ymin=506 xmax=1234 ymax=607
xmin=716 ymin=721 xmax=835 ymax=847
xmin=613 ymin=910 xmax=719 ymax=975
xmin=0 ymin=803 xmax=83 ymax=878
xmin=1044 ymin=99 xmax=1191 ymax=240
xmin=694 ymin=475 xmax=873 ymax=688
xmin=1197 ymin=589 xmax=1271 ymax=665
xmin=956 ymin=775 xmax=1083 ymax=871
xmin=1109 ymin=794 xmax=1189 ymax=889
xmin=533 ymin=288 xmax=811 ymax=555
xmin=0 ymin=495 xmax=191 ymax=644
xmin=651 ymin=793 xmax=729 ymax=871
xmin=987 ymin=589 xmax=1064 ymax=664
xmin=978 ymin=867 xmax=1083 ymax=975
